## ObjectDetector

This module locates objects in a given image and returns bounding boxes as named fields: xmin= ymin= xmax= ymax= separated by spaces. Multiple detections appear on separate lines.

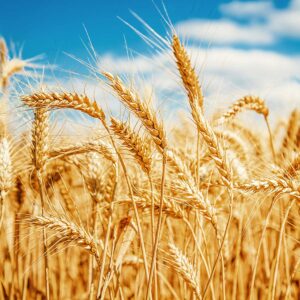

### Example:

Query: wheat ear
xmin=110 ymin=117 xmax=152 ymax=174
xmin=22 ymin=92 xmax=106 ymax=122
xmin=218 ymin=96 xmax=269 ymax=123
xmin=0 ymin=138 xmax=12 ymax=229
xmin=29 ymin=214 xmax=101 ymax=266
xmin=172 ymin=35 xmax=203 ymax=110
xmin=168 ymin=243 xmax=202 ymax=300
xmin=103 ymin=72 xmax=167 ymax=153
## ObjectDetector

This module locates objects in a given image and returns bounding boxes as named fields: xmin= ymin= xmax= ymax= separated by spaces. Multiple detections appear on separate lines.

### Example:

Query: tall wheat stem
xmin=264 ymin=116 xmax=276 ymax=162
xmin=146 ymin=151 xmax=167 ymax=300
xmin=249 ymin=198 xmax=277 ymax=299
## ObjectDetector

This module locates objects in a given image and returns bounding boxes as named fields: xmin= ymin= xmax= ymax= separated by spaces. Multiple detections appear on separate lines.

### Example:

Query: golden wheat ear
xmin=110 ymin=117 xmax=152 ymax=174
xmin=22 ymin=92 xmax=106 ymax=122
xmin=218 ymin=95 xmax=269 ymax=123
xmin=172 ymin=35 xmax=204 ymax=111
xmin=103 ymin=72 xmax=167 ymax=153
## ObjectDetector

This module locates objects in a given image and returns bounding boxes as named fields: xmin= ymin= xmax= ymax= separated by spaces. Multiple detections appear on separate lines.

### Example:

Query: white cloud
xmin=220 ymin=0 xmax=300 ymax=40
xmin=177 ymin=0 xmax=300 ymax=46
xmin=176 ymin=19 xmax=275 ymax=45
xmin=220 ymin=1 xmax=273 ymax=18
xmin=268 ymin=7 xmax=300 ymax=38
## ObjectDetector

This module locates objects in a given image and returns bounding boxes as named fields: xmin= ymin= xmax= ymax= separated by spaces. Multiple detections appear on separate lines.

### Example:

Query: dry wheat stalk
xmin=110 ymin=117 xmax=152 ymax=173
xmin=103 ymin=72 xmax=167 ymax=153
xmin=168 ymin=243 xmax=202 ymax=300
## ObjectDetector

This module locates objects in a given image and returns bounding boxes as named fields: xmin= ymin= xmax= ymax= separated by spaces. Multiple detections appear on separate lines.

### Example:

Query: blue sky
xmin=0 ymin=0 xmax=294 ymax=67
xmin=1 ymin=0 xmax=300 ymax=120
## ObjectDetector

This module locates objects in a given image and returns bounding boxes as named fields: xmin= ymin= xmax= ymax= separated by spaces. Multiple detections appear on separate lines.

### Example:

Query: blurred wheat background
xmin=1 ymin=1 xmax=300 ymax=299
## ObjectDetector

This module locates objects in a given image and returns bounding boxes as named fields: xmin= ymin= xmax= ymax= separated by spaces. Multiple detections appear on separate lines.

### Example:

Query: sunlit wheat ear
xmin=166 ymin=149 xmax=195 ymax=184
xmin=168 ymin=243 xmax=202 ymax=300
xmin=57 ymin=179 xmax=76 ymax=217
xmin=236 ymin=177 xmax=300 ymax=199
xmin=279 ymin=109 xmax=300 ymax=161
xmin=194 ymin=104 xmax=232 ymax=188
xmin=103 ymin=72 xmax=167 ymax=153
xmin=284 ymin=154 xmax=300 ymax=178
xmin=22 ymin=92 xmax=106 ymax=123
xmin=132 ymin=195 xmax=186 ymax=219
xmin=29 ymin=214 xmax=101 ymax=266
xmin=172 ymin=35 xmax=203 ymax=111
xmin=85 ymin=152 xmax=103 ymax=202
xmin=0 ymin=38 xmax=7 ymax=66
xmin=217 ymin=96 xmax=269 ymax=123
xmin=110 ymin=117 xmax=152 ymax=174
xmin=31 ymin=108 xmax=49 ymax=173
xmin=101 ymin=165 xmax=116 ymax=203
xmin=171 ymin=35 xmax=231 ymax=187
xmin=0 ymin=138 xmax=13 ymax=193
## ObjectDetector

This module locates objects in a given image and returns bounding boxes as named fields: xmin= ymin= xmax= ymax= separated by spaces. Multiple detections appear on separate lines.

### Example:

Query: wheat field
xmin=0 ymin=30 xmax=300 ymax=300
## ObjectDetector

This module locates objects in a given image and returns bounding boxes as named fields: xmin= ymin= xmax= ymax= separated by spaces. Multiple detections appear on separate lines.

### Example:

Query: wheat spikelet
xmin=284 ymin=154 xmax=300 ymax=178
xmin=236 ymin=178 xmax=300 ymax=199
xmin=85 ymin=152 xmax=103 ymax=203
xmin=15 ymin=176 xmax=25 ymax=209
xmin=168 ymin=243 xmax=201 ymax=300
xmin=172 ymin=35 xmax=203 ymax=110
xmin=22 ymin=92 xmax=106 ymax=122
xmin=279 ymin=109 xmax=300 ymax=161
xmin=0 ymin=38 xmax=7 ymax=67
xmin=194 ymin=104 xmax=232 ymax=188
xmin=166 ymin=149 xmax=195 ymax=185
xmin=110 ymin=117 xmax=152 ymax=173
xmin=32 ymin=108 xmax=49 ymax=172
xmin=218 ymin=96 xmax=269 ymax=123
xmin=103 ymin=72 xmax=167 ymax=152
xmin=57 ymin=178 xmax=76 ymax=217
xmin=29 ymin=214 xmax=101 ymax=266
xmin=0 ymin=138 xmax=12 ymax=193
xmin=102 ymin=165 xmax=117 ymax=203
